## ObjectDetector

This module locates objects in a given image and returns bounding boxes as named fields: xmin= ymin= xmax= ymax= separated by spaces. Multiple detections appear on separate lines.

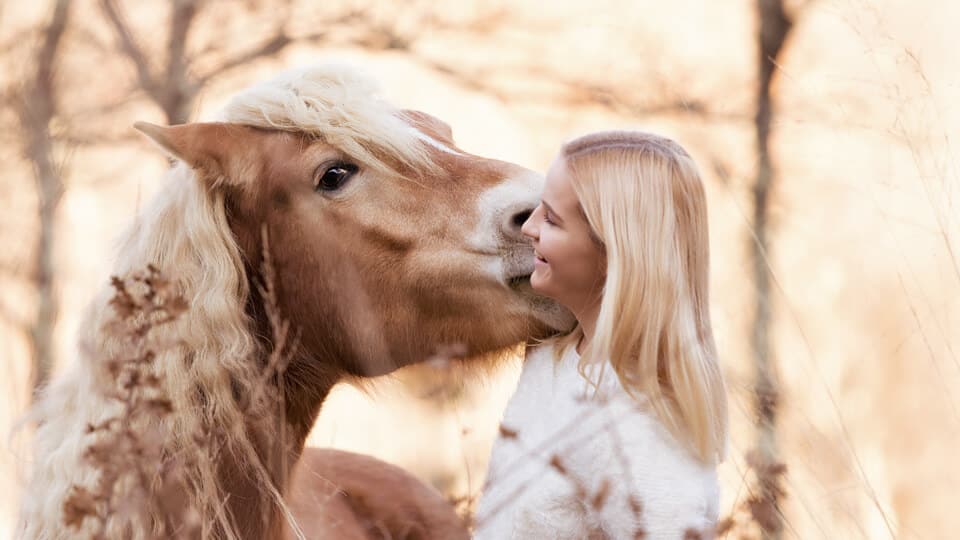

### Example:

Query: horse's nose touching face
xmin=135 ymin=110 xmax=573 ymax=374
xmin=265 ymin=114 xmax=575 ymax=372
xmin=466 ymin=168 xmax=544 ymax=288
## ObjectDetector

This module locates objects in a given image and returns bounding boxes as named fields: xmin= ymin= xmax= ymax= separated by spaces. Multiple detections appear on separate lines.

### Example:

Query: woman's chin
xmin=529 ymin=272 xmax=549 ymax=296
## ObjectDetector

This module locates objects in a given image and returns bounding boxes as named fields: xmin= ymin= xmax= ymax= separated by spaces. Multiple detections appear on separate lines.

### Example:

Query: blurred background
xmin=1 ymin=0 xmax=957 ymax=538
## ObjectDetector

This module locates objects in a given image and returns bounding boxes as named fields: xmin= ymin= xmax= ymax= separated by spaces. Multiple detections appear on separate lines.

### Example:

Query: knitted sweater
xmin=474 ymin=344 xmax=719 ymax=539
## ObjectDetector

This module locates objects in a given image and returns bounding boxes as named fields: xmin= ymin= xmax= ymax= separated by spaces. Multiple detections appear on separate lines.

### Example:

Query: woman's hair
xmin=557 ymin=130 xmax=728 ymax=465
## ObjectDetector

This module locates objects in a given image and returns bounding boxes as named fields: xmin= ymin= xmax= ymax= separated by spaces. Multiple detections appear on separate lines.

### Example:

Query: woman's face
xmin=521 ymin=156 xmax=606 ymax=316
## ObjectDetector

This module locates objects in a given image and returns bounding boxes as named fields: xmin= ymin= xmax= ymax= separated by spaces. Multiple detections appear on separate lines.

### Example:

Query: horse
xmin=18 ymin=64 xmax=572 ymax=539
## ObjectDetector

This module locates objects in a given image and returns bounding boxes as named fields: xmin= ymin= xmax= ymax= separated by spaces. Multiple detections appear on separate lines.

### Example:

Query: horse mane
xmin=19 ymin=63 xmax=434 ymax=540
xmin=220 ymin=63 xmax=439 ymax=176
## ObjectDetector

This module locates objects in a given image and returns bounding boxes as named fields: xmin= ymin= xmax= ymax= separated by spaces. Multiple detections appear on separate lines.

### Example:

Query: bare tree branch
xmin=193 ymin=5 xmax=369 ymax=87
xmin=405 ymin=52 xmax=740 ymax=124
xmin=167 ymin=0 xmax=196 ymax=74
xmin=751 ymin=1 xmax=793 ymax=538
xmin=100 ymin=0 xmax=198 ymax=123
xmin=69 ymin=90 xmax=141 ymax=120
xmin=162 ymin=0 xmax=199 ymax=123
xmin=196 ymin=31 xmax=292 ymax=86
xmin=100 ymin=0 xmax=157 ymax=100
xmin=99 ymin=0 xmax=305 ymax=124
xmin=18 ymin=0 xmax=72 ymax=398
xmin=60 ymin=131 xmax=142 ymax=148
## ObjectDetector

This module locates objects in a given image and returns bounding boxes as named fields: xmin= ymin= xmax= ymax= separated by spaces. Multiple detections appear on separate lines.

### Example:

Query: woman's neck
xmin=574 ymin=297 xmax=601 ymax=355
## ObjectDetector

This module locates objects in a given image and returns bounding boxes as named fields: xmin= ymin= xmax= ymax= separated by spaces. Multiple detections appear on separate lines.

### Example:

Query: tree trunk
xmin=752 ymin=0 xmax=792 ymax=538
xmin=22 ymin=0 xmax=72 ymax=397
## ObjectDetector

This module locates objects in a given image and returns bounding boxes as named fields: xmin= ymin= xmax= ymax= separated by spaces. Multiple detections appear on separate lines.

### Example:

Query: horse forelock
xmin=220 ymin=64 xmax=442 ymax=179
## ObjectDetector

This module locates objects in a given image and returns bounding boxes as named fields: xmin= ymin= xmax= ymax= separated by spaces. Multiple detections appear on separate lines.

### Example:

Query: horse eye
xmin=314 ymin=163 xmax=358 ymax=192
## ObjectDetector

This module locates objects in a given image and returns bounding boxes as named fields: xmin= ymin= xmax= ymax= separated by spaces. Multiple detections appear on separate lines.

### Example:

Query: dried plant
xmin=715 ymin=449 xmax=789 ymax=539
xmin=62 ymin=265 xmax=203 ymax=539
xmin=56 ymin=246 xmax=302 ymax=538
xmin=474 ymin=407 xmax=788 ymax=539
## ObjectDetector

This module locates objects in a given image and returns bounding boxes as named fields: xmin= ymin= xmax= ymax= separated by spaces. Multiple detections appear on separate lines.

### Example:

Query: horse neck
xmin=216 ymin=347 xmax=339 ymax=538
xmin=216 ymin=409 xmax=305 ymax=539
xmin=242 ymin=267 xmax=343 ymax=441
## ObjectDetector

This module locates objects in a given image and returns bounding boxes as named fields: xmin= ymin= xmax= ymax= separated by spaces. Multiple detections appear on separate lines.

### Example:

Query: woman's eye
xmin=314 ymin=163 xmax=358 ymax=192
xmin=543 ymin=212 xmax=554 ymax=225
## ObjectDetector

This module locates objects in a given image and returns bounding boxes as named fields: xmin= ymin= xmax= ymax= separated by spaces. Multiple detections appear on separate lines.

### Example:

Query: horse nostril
xmin=511 ymin=209 xmax=532 ymax=229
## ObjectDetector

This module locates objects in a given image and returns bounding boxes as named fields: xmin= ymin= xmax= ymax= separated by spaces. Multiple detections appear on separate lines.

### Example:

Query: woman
xmin=475 ymin=131 xmax=728 ymax=539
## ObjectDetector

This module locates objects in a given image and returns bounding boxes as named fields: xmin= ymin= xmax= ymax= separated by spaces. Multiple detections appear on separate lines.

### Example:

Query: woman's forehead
xmin=543 ymin=158 xmax=580 ymax=212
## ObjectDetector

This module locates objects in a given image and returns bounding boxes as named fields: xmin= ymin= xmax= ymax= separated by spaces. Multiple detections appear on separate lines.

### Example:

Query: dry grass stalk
xmin=56 ymin=226 xmax=304 ymax=539
xmin=478 ymin=409 xmax=777 ymax=539
xmin=715 ymin=449 xmax=788 ymax=539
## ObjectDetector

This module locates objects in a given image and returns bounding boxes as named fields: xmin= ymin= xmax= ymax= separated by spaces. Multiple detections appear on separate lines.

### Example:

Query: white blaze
xmin=469 ymin=171 xmax=544 ymax=281
xmin=409 ymin=126 xmax=462 ymax=155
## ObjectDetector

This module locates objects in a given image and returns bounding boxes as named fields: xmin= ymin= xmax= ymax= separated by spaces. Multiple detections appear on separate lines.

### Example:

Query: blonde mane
xmin=220 ymin=64 xmax=437 ymax=176
xmin=18 ymin=64 xmax=439 ymax=540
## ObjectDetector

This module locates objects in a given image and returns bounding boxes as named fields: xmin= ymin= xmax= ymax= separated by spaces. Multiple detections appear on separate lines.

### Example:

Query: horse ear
xmin=134 ymin=121 xmax=248 ymax=179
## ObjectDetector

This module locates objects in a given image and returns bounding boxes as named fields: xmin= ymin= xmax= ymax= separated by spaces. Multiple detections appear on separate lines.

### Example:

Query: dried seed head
xmin=548 ymin=455 xmax=568 ymax=476
xmin=590 ymin=478 xmax=611 ymax=511
xmin=498 ymin=424 xmax=519 ymax=439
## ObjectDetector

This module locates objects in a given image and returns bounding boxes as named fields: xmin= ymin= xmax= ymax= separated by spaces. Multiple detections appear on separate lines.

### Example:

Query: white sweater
xmin=474 ymin=344 xmax=719 ymax=540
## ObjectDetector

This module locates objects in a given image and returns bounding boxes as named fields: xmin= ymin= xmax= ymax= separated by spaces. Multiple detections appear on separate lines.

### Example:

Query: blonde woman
xmin=475 ymin=131 xmax=728 ymax=539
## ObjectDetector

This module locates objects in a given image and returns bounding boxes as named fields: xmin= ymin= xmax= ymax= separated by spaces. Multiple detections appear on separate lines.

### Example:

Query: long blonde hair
xmin=557 ymin=130 xmax=728 ymax=465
